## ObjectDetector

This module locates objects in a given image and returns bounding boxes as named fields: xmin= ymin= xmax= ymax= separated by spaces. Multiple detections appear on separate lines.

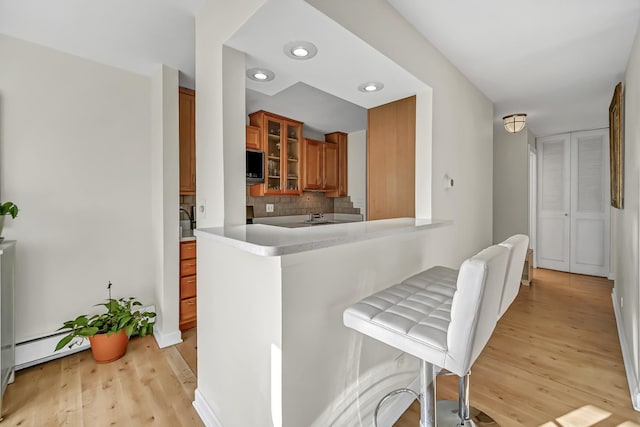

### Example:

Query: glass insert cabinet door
xmin=266 ymin=118 xmax=282 ymax=192
xmin=248 ymin=110 xmax=303 ymax=197
xmin=284 ymin=123 xmax=300 ymax=194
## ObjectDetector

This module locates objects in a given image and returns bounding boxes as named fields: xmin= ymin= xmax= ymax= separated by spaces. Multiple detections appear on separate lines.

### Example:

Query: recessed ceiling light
xmin=283 ymin=41 xmax=318 ymax=60
xmin=358 ymin=82 xmax=384 ymax=93
xmin=246 ymin=68 xmax=275 ymax=82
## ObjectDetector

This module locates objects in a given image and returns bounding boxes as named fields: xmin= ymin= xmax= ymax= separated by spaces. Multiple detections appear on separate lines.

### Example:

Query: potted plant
xmin=55 ymin=282 xmax=156 ymax=363
xmin=0 ymin=202 xmax=19 ymax=240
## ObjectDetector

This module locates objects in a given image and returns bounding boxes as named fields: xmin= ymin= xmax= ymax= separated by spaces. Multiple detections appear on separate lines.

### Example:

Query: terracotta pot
xmin=88 ymin=330 xmax=129 ymax=363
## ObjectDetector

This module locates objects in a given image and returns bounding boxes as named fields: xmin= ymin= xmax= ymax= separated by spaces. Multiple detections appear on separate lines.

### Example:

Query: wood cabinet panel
xmin=180 ymin=241 xmax=196 ymax=260
xmin=179 ymin=88 xmax=196 ymax=195
xmin=180 ymin=259 xmax=196 ymax=277
xmin=180 ymin=276 xmax=197 ymax=299
xmin=246 ymin=125 xmax=261 ymax=150
xmin=303 ymin=138 xmax=323 ymax=190
xmin=324 ymin=142 xmax=339 ymax=191
xmin=303 ymin=138 xmax=339 ymax=191
xmin=325 ymin=132 xmax=348 ymax=197
xmin=368 ymin=96 xmax=415 ymax=220
xmin=180 ymin=297 xmax=197 ymax=325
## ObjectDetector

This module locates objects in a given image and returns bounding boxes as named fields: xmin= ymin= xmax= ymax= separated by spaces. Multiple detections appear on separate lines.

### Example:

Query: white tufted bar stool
xmin=344 ymin=244 xmax=510 ymax=427
xmin=398 ymin=234 xmax=529 ymax=425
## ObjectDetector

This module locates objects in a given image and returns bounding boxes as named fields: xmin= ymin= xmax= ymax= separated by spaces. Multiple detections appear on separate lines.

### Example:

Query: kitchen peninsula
xmin=194 ymin=217 xmax=452 ymax=426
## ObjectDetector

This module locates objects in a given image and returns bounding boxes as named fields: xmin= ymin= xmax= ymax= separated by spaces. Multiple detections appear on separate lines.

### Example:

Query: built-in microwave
xmin=246 ymin=150 xmax=265 ymax=184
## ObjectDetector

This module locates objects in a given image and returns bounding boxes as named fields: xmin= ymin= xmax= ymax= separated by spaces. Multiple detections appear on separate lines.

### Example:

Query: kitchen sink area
xmin=252 ymin=213 xmax=363 ymax=229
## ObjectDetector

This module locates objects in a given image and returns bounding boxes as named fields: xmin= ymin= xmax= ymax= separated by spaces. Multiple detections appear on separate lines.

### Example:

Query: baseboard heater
xmin=15 ymin=304 xmax=156 ymax=370
xmin=15 ymin=331 xmax=90 ymax=370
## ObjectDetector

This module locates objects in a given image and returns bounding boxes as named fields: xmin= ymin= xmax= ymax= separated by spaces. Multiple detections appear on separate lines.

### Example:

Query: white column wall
xmin=150 ymin=64 xmax=181 ymax=347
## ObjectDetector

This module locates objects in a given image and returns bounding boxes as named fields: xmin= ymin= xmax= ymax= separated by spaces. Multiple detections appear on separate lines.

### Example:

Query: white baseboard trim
xmin=612 ymin=287 xmax=640 ymax=410
xmin=193 ymin=388 xmax=224 ymax=427
xmin=152 ymin=325 xmax=182 ymax=349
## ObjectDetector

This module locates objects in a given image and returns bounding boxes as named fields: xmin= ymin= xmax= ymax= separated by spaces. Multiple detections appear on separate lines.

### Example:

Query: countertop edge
xmin=194 ymin=218 xmax=452 ymax=257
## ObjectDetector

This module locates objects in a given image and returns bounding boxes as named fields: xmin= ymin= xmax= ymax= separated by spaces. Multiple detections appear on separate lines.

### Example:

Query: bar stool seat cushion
xmin=344 ymin=245 xmax=509 ymax=377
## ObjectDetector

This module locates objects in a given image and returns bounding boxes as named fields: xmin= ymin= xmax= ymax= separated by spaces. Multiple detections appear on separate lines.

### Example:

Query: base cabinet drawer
xmin=180 ymin=297 xmax=197 ymax=322
xmin=180 ymin=241 xmax=196 ymax=260
xmin=179 ymin=241 xmax=197 ymax=331
xmin=180 ymin=259 xmax=197 ymax=276
xmin=180 ymin=275 xmax=197 ymax=299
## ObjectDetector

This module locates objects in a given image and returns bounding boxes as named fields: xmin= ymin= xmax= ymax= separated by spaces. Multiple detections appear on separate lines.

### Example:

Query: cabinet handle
xmin=187 ymin=301 xmax=196 ymax=305
xmin=185 ymin=263 xmax=195 ymax=267
xmin=187 ymin=279 xmax=195 ymax=283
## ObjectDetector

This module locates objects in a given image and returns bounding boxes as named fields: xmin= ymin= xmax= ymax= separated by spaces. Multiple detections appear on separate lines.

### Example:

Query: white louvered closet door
xmin=537 ymin=129 xmax=610 ymax=276
xmin=570 ymin=129 xmax=610 ymax=276
xmin=537 ymin=134 xmax=571 ymax=271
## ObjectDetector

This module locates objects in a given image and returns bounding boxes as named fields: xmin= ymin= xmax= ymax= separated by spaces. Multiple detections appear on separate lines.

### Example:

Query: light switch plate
xmin=266 ymin=203 xmax=274 ymax=213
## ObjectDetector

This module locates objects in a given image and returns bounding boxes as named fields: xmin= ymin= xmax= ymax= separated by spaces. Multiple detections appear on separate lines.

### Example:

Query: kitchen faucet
xmin=180 ymin=207 xmax=196 ymax=230
xmin=308 ymin=211 xmax=323 ymax=222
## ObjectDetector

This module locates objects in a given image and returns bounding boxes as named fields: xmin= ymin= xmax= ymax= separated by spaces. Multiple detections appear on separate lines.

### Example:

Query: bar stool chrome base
xmin=436 ymin=400 xmax=499 ymax=427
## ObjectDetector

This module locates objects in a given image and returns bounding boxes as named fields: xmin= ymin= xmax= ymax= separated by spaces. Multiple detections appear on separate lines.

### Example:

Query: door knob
xmin=564 ymin=213 xmax=568 ymax=216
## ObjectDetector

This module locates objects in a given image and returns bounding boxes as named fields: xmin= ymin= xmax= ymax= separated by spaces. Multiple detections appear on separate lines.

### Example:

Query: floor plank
xmin=2 ymin=335 xmax=203 ymax=427
xmin=394 ymin=268 xmax=640 ymax=426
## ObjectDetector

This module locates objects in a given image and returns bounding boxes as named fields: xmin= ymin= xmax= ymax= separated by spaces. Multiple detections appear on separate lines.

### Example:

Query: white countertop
xmin=195 ymin=217 xmax=452 ymax=256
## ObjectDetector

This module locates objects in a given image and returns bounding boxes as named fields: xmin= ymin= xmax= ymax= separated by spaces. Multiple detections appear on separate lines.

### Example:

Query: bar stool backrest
xmin=446 ymin=244 xmax=509 ymax=376
xmin=498 ymin=234 xmax=530 ymax=318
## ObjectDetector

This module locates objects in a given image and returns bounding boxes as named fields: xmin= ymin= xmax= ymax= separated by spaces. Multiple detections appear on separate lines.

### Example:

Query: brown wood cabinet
xmin=368 ymin=96 xmax=416 ymax=220
xmin=246 ymin=125 xmax=261 ymax=150
xmin=179 ymin=88 xmax=196 ymax=195
xmin=248 ymin=111 xmax=302 ymax=197
xmin=303 ymin=138 xmax=338 ymax=191
xmin=179 ymin=241 xmax=197 ymax=331
xmin=325 ymin=132 xmax=348 ymax=197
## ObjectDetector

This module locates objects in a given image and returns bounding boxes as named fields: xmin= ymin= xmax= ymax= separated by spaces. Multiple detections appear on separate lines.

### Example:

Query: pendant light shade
xmin=503 ymin=114 xmax=527 ymax=133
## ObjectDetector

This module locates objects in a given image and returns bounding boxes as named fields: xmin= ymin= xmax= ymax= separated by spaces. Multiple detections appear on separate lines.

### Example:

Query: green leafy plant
xmin=0 ymin=202 xmax=18 ymax=218
xmin=55 ymin=282 xmax=156 ymax=351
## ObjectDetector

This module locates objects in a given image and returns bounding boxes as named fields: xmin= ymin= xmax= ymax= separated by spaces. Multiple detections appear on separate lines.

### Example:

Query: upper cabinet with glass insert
xmin=248 ymin=111 xmax=303 ymax=197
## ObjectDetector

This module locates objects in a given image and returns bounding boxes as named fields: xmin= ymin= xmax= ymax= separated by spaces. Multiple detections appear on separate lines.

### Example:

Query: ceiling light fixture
xmin=246 ymin=68 xmax=275 ymax=82
xmin=503 ymin=113 xmax=527 ymax=133
xmin=358 ymin=82 xmax=384 ymax=93
xmin=283 ymin=41 xmax=318 ymax=60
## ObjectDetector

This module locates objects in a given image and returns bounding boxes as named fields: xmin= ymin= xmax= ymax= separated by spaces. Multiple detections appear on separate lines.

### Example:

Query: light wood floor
xmin=176 ymin=327 xmax=197 ymax=376
xmin=3 ymin=333 xmax=203 ymax=427
xmin=3 ymin=269 xmax=638 ymax=426
xmin=395 ymin=268 xmax=640 ymax=427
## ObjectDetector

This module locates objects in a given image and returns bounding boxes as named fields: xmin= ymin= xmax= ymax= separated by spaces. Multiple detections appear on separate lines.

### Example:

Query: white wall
xmin=306 ymin=0 xmax=494 ymax=267
xmin=0 ymin=34 xmax=156 ymax=341
xmin=612 ymin=18 xmax=640 ymax=407
xmin=150 ymin=64 xmax=181 ymax=346
xmin=493 ymin=128 xmax=531 ymax=243
xmin=347 ymin=130 xmax=366 ymax=219
xmin=195 ymin=1 xmax=263 ymax=229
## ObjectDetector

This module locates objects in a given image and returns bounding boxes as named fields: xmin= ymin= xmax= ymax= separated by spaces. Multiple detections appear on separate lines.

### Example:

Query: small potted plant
xmin=55 ymin=282 xmax=156 ymax=363
xmin=0 ymin=201 xmax=19 ymax=240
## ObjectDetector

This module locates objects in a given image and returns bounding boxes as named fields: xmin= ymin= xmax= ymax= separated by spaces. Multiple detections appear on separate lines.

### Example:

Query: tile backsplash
xmin=180 ymin=192 xmax=361 ymax=221
xmin=247 ymin=192 xmax=360 ymax=218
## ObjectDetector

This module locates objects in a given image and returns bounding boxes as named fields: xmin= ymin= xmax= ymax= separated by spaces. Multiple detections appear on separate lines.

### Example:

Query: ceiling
xmin=1 ymin=0 xmax=639 ymax=137
xmin=388 ymin=0 xmax=640 ymax=136
xmin=0 ymin=0 xmax=202 ymax=89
